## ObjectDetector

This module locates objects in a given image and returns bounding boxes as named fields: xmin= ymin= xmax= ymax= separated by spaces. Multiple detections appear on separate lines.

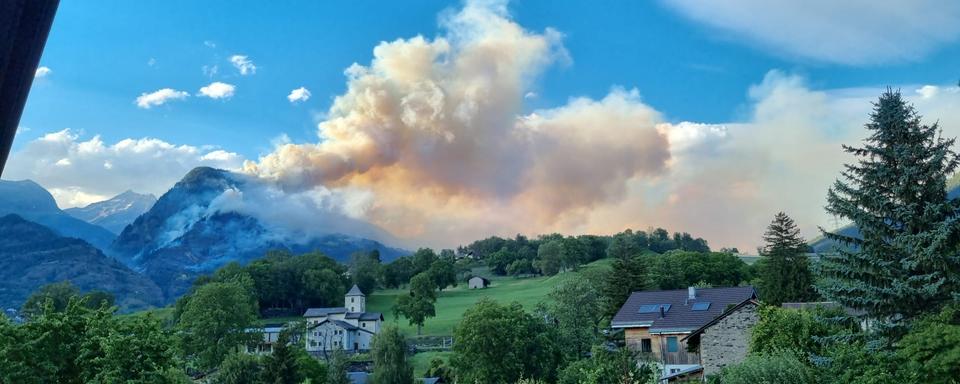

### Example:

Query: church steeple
xmin=346 ymin=284 xmax=365 ymax=313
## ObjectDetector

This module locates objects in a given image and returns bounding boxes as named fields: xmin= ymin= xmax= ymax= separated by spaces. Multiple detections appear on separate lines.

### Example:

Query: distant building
xmin=304 ymin=284 xmax=384 ymax=354
xmin=612 ymin=286 xmax=757 ymax=379
xmin=467 ymin=276 xmax=490 ymax=289
xmin=682 ymin=299 xmax=760 ymax=377
xmin=244 ymin=323 xmax=286 ymax=354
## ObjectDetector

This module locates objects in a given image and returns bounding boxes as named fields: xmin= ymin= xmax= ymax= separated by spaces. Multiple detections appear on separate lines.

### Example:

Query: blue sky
xmin=20 ymin=0 xmax=960 ymax=157
xmin=10 ymin=0 xmax=960 ymax=249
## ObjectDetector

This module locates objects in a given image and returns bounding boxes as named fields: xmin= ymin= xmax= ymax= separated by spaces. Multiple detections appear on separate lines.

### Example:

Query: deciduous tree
xmin=393 ymin=273 xmax=436 ymax=335
xmin=370 ymin=326 xmax=414 ymax=384
xmin=452 ymin=299 xmax=560 ymax=383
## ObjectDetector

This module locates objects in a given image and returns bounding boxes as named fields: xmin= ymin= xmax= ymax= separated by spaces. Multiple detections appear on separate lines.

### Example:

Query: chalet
xmin=612 ymin=286 xmax=756 ymax=379
xmin=467 ymin=276 xmax=490 ymax=289
xmin=244 ymin=323 xmax=285 ymax=354
xmin=682 ymin=299 xmax=760 ymax=377
xmin=304 ymin=284 xmax=384 ymax=354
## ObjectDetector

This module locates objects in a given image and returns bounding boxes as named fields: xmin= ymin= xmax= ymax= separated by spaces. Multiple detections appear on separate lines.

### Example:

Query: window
xmin=641 ymin=338 xmax=652 ymax=353
xmin=692 ymin=302 xmax=711 ymax=311
xmin=351 ymin=297 xmax=354 ymax=303
xmin=666 ymin=336 xmax=679 ymax=353
xmin=638 ymin=304 xmax=671 ymax=313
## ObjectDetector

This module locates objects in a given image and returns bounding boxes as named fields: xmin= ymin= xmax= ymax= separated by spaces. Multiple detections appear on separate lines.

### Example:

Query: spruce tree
xmin=601 ymin=250 xmax=650 ymax=318
xmin=820 ymin=89 xmax=960 ymax=336
xmin=757 ymin=212 xmax=817 ymax=306
xmin=261 ymin=331 xmax=298 ymax=384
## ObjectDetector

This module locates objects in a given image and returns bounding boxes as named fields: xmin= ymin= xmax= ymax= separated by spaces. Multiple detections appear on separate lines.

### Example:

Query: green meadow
xmin=368 ymin=258 xmax=613 ymax=337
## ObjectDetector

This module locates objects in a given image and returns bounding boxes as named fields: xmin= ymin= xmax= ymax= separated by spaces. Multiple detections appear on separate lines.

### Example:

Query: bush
xmin=715 ymin=353 xmax=817 ymax=384
xmin=749 ymin=305 xmax=854 ymax=358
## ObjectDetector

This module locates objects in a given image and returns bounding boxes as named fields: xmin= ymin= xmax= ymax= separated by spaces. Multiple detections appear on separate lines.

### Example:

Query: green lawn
xmin=368 ymin=258 xmax=612 ymax=337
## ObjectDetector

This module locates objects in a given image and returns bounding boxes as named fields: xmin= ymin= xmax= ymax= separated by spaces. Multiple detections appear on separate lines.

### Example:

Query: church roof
xmin=304 ymin=307 xmax=347 ymax=317
xmin=346 ymin=284 xmax=365 ymax=296
xmin=308 ymin=318 xmax=375 ymax=334
xmin=345 ymin=312 xmax=383 ymax=321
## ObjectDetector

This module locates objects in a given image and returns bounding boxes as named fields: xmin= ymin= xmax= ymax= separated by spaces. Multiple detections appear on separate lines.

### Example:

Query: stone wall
xmin=700 ymin=302 xmax=759 ymax=377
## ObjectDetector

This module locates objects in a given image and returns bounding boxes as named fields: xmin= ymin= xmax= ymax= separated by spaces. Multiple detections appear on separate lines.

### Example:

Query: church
xmin=303 ymin=284 xmax=384 ymax=354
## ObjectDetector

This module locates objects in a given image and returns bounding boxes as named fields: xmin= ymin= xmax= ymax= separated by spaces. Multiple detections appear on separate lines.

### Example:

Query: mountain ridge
xmin=111 ymin=166 xmax=408 ymax=300
xmin=0 ymin=179 xmax=116 ymax=251
xmin=65 ymin=190 xmax=156 ymax=234
xmin=0 ymin=214 xmax=163 ymax=311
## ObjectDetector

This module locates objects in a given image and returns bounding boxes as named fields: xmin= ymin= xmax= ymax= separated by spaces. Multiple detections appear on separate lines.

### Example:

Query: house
xmin=467 ymin=276 xmax=490 ymax=289
xmin=304 ymin=284 xmax=384 ymax=355
xmin=682 ymin=299 xmax=760 ymax=377
xmin=244 ymin=323 xmax=285 ymax=354
xmin=612 ymin=286 xmax=757 ymax=379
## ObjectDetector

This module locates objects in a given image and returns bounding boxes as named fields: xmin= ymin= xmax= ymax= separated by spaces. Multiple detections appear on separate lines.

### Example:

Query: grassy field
xmin=125 ymin=258 xmax=613 ymax=336
xmin=367 ymin=258 xmax=613 ymax=337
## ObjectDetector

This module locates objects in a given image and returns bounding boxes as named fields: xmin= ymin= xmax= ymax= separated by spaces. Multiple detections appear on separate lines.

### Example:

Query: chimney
xmin=688 ymin=286 xmax=696 ymax=300
xmin=659 ymin=305 xmax=665 ymax=319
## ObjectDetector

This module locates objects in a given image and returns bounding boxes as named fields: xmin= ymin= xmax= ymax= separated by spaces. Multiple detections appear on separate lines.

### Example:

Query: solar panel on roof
xmin=638 ymin=304 xmax=659 ymax=313
xmin=691 ymin=302 xmax=711 ymax=311
xmin=638 ymin=304 xmax=671 ymax=313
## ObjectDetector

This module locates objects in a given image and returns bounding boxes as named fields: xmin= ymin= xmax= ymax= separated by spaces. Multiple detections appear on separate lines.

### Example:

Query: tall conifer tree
xmin=602 ymin=236 xmax=650 ymax=318
xmin=757 ymin=212 xmax=817 ymax=306
xmin=820 ymin=89 xmax=960 ymax=336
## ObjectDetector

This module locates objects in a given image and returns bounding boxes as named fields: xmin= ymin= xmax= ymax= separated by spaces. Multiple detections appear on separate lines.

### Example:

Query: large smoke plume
xmin=244 ymin=0 xmax=672 ymax=244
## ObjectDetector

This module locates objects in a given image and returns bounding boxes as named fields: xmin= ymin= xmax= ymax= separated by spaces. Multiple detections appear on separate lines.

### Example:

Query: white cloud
xmin=917 ymin=85 xmax=940 ymax=99
xmin=135 ymin=88 xmax=189 ymax=109
xmin=230 ymin=55 xmax=257 ymax=76
xmin=34 ymin=66 xmax=51 ymax=78
xmin=3 ymin=129 xmax=245 ymax=208
xmin=204 ymin=40 xmax=216 ymax=48
xmin=147 ymin=58 xmax=157 ymax=67
xmin=197 ymin=82 xmax=236 ymax=99
xmin=287 ymin=87 xmax=311 ymax=103
xmin=662 ymin=0 xmax=960 ymax=65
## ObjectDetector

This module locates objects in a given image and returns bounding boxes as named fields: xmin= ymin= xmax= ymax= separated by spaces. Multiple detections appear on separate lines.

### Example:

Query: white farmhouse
xmin=304 ymin=284 xmax=383 ymax=354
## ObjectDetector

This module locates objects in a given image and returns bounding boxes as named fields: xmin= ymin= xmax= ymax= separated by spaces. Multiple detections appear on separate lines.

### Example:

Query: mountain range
xmin=0 ymin=167 xmax=408 ymax=308
xmin=0 ymin=179 xmax=117 ymax=251
xmin=0 ymin=214 xmax=162 ymax=311
xmin=65 ymin=190 xmax=156 ymax=234
xmin=111 ymin=167 xmax=406 ymax=300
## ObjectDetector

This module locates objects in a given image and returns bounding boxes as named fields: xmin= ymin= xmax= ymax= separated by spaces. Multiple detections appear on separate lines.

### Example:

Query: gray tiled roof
xmin=346 ymin=284 xmax=365 ymax=296
xmin=345 ymin=312 xmax=383 ymax=321
xmin=304 ymin=307 xmax=347 ymax=317
xmin=309 ymin=318 xmax=375 ymax=334
xmin=611 ymin=286 xmax=756 ymax=332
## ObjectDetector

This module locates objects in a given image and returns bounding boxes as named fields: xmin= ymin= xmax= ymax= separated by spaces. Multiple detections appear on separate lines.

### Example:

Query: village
xmin=2 ymin=0 xmax=960 ymax=383
xmin=241 ymin=265 xmax=860 ymax=383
